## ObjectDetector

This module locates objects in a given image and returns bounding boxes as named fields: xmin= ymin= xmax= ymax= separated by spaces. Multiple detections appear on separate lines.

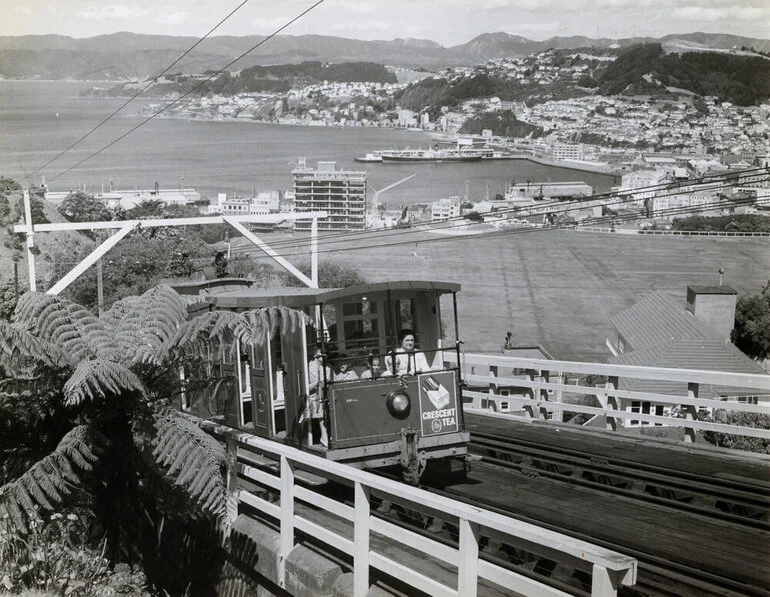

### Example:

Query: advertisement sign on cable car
xmin=418 ymin=371 xmax=459 ymax=436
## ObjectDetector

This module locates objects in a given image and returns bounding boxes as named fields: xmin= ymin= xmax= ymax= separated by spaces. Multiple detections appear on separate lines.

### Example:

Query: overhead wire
xmin=224 ymin=167 xmax=769 ymax=255
xmin=223 ymin=183 xmax=767 ymax=264
xmin=221 ymin=165 xmax=769 ymax=253
xmin=45 ymin=0 xmax=328 ymax=185
xmin=47 ymin=167 xmax=767 ymax=270
xmin=50 ymin=195 xmax=767 ymax=275
xmin=29 ymin=0 xmax=253 ymax=179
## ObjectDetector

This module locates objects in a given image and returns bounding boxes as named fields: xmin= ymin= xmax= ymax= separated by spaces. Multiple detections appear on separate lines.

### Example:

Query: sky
xmin=2 ymin=0 xmax=769 ymax=45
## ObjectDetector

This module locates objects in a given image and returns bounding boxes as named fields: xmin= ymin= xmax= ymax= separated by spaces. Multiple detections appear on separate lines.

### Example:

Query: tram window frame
xmin=339 ymin=297 xmax=383 ymax=358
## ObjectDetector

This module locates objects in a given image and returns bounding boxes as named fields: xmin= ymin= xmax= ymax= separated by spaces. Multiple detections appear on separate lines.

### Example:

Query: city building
xmin=210 ymin=191 xmax=281 ymax=216
xmin=431 ymin=197 xmax=461 ymax=221
xmin=44 ymin=186 xmax=201 ymax=210
xmin=505 ymin=181 xmax=592 ymax=201
xmin=293 ymin=159 xmax=367 ymax=230
xmin=551 ymin=143 xmax=584 ymax=161
xmin=650 ymin=183 xmax=720 ymax=217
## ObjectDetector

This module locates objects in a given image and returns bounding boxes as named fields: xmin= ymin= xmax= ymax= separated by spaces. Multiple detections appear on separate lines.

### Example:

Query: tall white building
xmin=293 ymin=160 xmax=367 ymax=230
xmin=552 ymin=143 xmax=584 ymax=161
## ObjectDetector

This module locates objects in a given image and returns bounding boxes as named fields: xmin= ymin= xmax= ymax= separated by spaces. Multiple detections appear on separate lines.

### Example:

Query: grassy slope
xmin=235 ymin=227 xmax=770 ymax=362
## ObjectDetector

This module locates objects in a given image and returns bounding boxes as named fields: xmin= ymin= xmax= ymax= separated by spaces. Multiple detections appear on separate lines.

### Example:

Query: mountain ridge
xmin=0 ymin=31 xmax=768 ymax=80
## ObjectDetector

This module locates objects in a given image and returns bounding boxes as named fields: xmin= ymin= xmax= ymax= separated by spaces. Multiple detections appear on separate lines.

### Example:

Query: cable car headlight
xmin=386 ymin=389 xmax=411 ymax=419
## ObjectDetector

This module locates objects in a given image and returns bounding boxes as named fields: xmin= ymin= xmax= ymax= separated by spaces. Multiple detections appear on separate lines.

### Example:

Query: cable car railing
xmin=199 ymin=420 xmax=637 ymax=597
xmin=445 ymin=352 xmax=770 ymax=442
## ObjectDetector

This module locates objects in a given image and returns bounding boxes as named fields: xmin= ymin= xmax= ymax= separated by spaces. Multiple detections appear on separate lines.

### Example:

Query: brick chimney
xmin=686 ymin=285 xmax=737 ymax=342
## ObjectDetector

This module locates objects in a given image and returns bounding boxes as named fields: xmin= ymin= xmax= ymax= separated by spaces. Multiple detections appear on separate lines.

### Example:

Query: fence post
xmin=525 ymin=369 xmax=539 ymax=419
xmin=539 ymin=370 xmax=550 ymax=419
xmin=605 ymin=376 xmax=619 ymax=431
xmin=225 ymin=434 xmax=238 ymax=492
xmin=353 ymin=481 xmax=371 ymax=597
xmin=552 ymin=371 xmax=564 ymax=423
xmin=279 ymin=455 xmax=295 ymax=588
xmin=488 ymin=365 xmax=498 ymax=412
xmin=457 ymin=518 xmax=479 ymax=597
xmin=684 ymin=383 xmax=699 ymax=443
xmin=591 ymin=564 xmax=619 ymax=597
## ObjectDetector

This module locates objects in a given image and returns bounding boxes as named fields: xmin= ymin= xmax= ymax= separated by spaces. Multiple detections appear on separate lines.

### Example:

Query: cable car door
xmin=280 ymin=320 xmax=309 ymax=447
xmin=250 ymin=340 xmax=272 ymax=438
xmin=236 ymin=340 xmax=252 ymax=427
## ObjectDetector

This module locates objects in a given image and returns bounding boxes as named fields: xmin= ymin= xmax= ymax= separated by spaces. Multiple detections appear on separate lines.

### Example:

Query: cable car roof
xmin=189 ymin=280 xmax=461 ymax=309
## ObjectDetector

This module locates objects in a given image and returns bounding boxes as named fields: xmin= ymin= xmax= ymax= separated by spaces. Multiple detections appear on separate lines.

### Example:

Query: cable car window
xmin=397 ymin=298 xmax=414 ymax=336
xmin=342 ymin=300 xmax=377 ymax=317
xmin=343 ymin=318 xmax=379 ymax=348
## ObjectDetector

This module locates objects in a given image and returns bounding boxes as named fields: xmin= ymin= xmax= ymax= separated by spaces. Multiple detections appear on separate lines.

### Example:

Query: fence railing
xmin=446 ymin=352 xmax=770 ymax=443
xmin=200 ymin=421 xmax=637 ymax=597
xmin=572 ymin=227 xmax=770 ymax=237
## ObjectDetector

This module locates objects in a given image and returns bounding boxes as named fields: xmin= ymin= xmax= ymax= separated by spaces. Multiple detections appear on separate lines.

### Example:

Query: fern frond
xmin=63 ymin=359 xmax=147 ymax=406
xmin=236 ymin=306 xmax=312 ymax=347
xmin=100 ymin=295 xmax=143 ymax=328
xmin=0 ymin=322 xmax=73 ymax=372
xmin=12 ymin=293 xmax=116 ymax=362
xmin=162 ymin=311 xmax=241 ymax=363
xmin=0 ymin=425 xmax=106 ymax=534
xmin=147 ymin=412 xmax=230 ymax=528
xmin=113 ymin=285 xmax=190 ymax=366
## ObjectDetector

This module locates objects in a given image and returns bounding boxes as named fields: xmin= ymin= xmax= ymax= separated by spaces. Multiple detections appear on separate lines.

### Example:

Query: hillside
xmin=1 ymin=32 xmax=769 ymax=79
xmin=593 ymin=43 xmax=770 ymax=105
xmin=94 ymin=61 xmax=397 ymax=98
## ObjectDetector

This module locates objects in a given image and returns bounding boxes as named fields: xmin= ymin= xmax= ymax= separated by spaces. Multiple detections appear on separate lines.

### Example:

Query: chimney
xmin=686 ymin=285 xmax=737 ymax=342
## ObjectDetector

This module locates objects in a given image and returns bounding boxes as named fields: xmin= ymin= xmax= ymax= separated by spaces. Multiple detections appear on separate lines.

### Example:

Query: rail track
xmin=436 ymin=464 xmax=770 ymax=597
xmin=233 ymin=435 xmax=770 ymax=597
xmin=469 ymin=431 xmax=770 ymax=530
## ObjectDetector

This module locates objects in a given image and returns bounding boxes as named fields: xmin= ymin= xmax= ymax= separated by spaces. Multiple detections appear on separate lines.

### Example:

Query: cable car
xmin=173 ymin=279 xmax=469 ymax=484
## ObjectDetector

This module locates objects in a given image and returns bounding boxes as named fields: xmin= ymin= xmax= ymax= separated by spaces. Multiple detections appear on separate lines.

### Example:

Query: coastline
xmin=138 ymin=111 xmax=620 ymax=176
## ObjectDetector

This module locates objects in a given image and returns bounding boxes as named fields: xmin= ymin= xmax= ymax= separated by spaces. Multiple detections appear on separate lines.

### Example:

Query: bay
xmin=0 ymin=80 xmax=618 ymax=205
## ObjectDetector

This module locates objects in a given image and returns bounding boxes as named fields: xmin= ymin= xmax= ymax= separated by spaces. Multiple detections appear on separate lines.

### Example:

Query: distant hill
xmin=97 ymin=61 xmax=397 ymax=97
xmin=593 ymin=43 xmax=770 ymax=105
xmin=0 ymin=31 xmax=768 ymax=80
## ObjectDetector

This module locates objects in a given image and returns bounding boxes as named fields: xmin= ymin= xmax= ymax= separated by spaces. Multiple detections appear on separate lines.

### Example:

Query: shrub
xmin=0 ymin=512 xmax=150 ymax=596
xmin=701 ymin=411 xmax=770 ymax=454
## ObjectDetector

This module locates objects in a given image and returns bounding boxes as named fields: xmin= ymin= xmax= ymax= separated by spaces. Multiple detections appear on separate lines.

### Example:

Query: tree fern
xmin=112 ymin=285 xmax=191 ymax=366
xmin=0 ymin=378 xmax=63 ymax=482
xmin=0 ymin=322 xmax=73 ymax=373
xmin=12 ymin=293 xmax=116 ymax=362
xmin=162 ymin=310 xmax=241 ymax=363
xmin=0 ymin=425 xmax=105 ymax=534
xmin=147 ymin=412 xmax=234 ymax=532
xmin=63 ymin=359 xmax=147 ymax=406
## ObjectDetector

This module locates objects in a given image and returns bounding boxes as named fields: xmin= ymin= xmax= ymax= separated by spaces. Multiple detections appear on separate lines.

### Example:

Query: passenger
xmin=360 ymin=359 xmax=384 ymax=379
xmin=305 ymin=345 xmax=331 ymax=447
xmin=334 ymin=354 xmax=358 ymax=382
xmin=385 ymin=329 xmax=432 ymax=376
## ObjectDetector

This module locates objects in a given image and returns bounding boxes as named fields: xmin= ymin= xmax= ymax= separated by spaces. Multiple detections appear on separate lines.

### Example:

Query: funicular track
xmin=469 ymin=430 xmax=770 ymax=530
xmin=432 ymin=476 xmax=770 ymax=597
xmin=239 ymin=452 xmax=770 ymax=597
xmin=372 ymin=466 xmax=770 ymax=597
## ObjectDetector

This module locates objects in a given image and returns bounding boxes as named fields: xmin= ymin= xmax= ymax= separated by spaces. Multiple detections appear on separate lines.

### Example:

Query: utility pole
xmin=96 ymin=258 xmax=104 ymax=316
xmin=22 ymin=188 xmax=36 ymax=291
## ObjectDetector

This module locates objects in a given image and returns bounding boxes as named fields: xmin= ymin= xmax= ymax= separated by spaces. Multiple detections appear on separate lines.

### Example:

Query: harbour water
xmin=0 ymin=81 xmax=618 ymax=205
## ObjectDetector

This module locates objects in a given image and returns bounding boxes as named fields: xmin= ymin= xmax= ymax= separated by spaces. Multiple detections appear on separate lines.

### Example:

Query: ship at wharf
xmin=379 ymin=146 xmax=486 ymax=162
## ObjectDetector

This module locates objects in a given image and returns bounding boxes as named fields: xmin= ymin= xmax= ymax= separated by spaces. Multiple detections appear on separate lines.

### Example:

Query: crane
xmin=367 ymin=173 xmax=416 ymax=228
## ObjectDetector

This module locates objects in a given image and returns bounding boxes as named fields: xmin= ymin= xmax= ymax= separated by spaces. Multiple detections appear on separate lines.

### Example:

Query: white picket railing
xmin=447 ymin=352 xmax=770 ymax=442
xmin=202 ymin=421 xmax=637 ymax=597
